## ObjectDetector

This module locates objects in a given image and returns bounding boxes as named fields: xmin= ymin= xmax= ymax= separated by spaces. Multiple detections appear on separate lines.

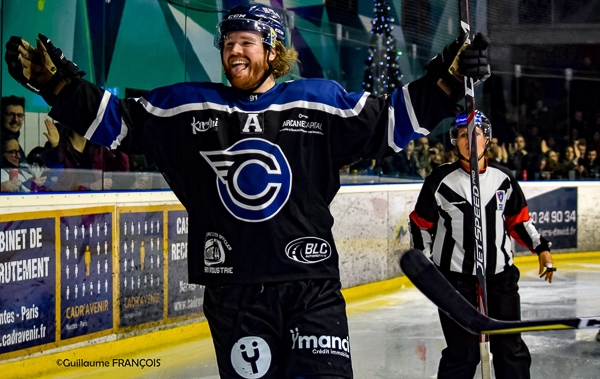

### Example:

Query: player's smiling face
xmin=222 ymin=30 xmax=274 ymax=91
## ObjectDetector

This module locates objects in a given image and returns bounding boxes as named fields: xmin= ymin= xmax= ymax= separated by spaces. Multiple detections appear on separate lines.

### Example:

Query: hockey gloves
xmin=5 ymin=34 xmax=84 ymax=105
xmin=425 ymin=32 xmax=491 ymax=103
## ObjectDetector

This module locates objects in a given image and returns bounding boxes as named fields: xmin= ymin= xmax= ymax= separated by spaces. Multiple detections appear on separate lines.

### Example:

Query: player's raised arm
xmin=391 ymin=32 xmax=491 ymax=149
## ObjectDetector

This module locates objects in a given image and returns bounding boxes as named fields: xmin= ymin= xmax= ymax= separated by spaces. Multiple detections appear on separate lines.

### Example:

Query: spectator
xmin=577 ymin=147 xmax=600 ymax=179
xmin=443 ymin=146 xmax=458 ymax=164
xmin=574 ymin=137 xmax=586 ymax=162
xmin=42 ymin=120 xmax=130 ymax=190
xmin=379 ymin=140 xmax=419 ymax=177
xmin=429 ymin=142 xmax=445 ymax=170
xmin=1 ymin=95 xmax=27 ymax=164
xmin=487 ymin=136 xmax=508 ymax=166
xmin=26 ymin=145 xmax=62 ymax=190
xmin=1 ymin=136 xmax=46 ymax=192
xmin=507 ymin=133 xmax=532 ymax=180
xmin=559 ymin=145 xmax=578 ymax=179
xmin=539 ymin=150 xmax=560 ymax=180
xmin=444 ymin=147 xmax=458 ymax=163
xmin=413 ymin=137 xmax=432 ymax=178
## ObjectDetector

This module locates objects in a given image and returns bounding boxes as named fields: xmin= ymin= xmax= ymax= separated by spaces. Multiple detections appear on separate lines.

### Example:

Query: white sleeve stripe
xmin=140 ymin=92 xmax=371 ymax=119
xmin=109 ymin=118 xmax=128 ymax=149
xmin=387 ymin=106 xmax=402 ymax=152
xmin=402 ymin=84 xmax=429 ymax=135
xmin=85 ymin=90 xmax=112 ymax=140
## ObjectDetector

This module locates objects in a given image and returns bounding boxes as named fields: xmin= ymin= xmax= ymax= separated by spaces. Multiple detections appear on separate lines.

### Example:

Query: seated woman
xmin=1 ymin=136 xmax=47 ymax=192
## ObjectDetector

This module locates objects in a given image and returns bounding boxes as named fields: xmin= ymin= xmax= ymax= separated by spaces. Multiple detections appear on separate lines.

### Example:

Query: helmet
xmin=450 ymin=110 xmax=492 ymax=146
xmin=215 ymin=4 xmax=285 ymax=50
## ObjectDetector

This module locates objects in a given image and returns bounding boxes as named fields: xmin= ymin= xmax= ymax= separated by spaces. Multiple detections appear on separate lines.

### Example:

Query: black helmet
xmin=450 ymin=110 xmax=492 ymax=146
xmin=215 ymin=4 xmax=285 ymax=50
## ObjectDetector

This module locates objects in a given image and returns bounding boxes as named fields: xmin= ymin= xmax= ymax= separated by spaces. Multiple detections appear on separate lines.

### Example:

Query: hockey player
xmin=409 ymin=110 xmax=555 ymax=379
xmin=6 ymin=4 xmax=490 ymax=378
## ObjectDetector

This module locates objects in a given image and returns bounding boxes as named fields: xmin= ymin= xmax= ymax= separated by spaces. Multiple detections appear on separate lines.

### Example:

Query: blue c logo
xmin=201 ymin=139 xmax=292 ymax=222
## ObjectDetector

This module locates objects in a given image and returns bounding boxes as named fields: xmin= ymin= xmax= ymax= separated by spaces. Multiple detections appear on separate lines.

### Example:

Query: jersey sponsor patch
xmin=201 ymin=138 xmax=292 ymax=222
xmin=230 ymin=336 xmax=272 ymax=378
xmin=280 ymin=112 xmax=324 ymax=135
xmin=191 ymin=116 xmax=218 ymax=134
xmin=204 ymin=238 xmax=225 ymax=266
xmin=290 ymin=327 xmax=350 ymax=359
xmin=203 ymin=232 xmax=233 ymax=274
xmin=285 ymin=237 xmax=331 ymax=263
xmin=496 ymin=190 xmax=506 ymax=211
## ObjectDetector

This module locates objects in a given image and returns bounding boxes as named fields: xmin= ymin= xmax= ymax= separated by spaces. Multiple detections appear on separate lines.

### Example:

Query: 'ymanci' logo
xmin=285 ymin=237 xmax=331 ymax=263
xmin=289 ymin=327 xmax=350 ymax=358
xmin=201 ymin=139 xmax=292 ymax=222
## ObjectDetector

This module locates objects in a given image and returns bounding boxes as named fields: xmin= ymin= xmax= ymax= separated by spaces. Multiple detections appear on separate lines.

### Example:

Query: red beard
xmin=224 ymin=53 xmax=270 ymax=91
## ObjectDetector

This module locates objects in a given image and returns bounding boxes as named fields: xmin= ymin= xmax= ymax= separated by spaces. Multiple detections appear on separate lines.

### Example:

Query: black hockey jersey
xmin=409 ymin=160 xmax=551 ymax=275
xmin=50 ymin=77 xmax=456 ymax=285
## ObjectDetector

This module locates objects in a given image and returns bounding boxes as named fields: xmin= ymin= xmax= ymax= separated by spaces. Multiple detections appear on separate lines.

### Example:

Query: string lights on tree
xmin=363 ymin=0 xmax=403 ymax=96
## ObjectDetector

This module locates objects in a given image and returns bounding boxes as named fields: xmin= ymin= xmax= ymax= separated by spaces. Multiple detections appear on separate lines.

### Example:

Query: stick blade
xmin=399 ymin=249 xmax=600 ymax=334
xmin=399 ymin=249 xmax=488 ymax=334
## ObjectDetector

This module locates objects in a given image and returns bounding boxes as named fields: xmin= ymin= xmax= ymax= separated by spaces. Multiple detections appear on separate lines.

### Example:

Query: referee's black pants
xmin=437 ymin=265 xmax=532 ymax=379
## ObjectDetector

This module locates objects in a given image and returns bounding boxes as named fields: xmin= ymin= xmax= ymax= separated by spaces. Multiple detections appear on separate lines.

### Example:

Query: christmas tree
xmin=363 ymin=0 xmax=403 ymax=96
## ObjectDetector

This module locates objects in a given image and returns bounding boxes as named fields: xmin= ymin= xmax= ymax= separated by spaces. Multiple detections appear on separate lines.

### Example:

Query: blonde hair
xmin=271 ymin=41 xmax=299 ymax=79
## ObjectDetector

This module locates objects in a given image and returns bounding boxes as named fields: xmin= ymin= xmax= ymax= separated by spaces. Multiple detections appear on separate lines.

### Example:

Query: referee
xmin=409 ymin=110 xmax=555 ymax=379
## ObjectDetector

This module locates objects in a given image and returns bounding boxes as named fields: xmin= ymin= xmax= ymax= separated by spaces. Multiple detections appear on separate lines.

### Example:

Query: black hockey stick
xmin=399 ymin=249 xmax=600 ymax=335
xmin=456 ymin=1 xmax=491 ymax=376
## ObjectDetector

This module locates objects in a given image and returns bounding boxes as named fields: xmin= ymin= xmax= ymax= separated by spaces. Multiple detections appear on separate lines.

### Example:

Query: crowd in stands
xmin=346 ymin=54 xmax=600 ymax=181
xmin=4 ymin=89 xmax=600 ymax=193
xmin=1 ymin=95 xmax=155 ymax=193
xmin=348 ymin=99 xmax=600 ymax=182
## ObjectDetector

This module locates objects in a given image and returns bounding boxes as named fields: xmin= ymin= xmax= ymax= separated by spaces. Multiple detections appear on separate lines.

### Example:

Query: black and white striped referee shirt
xmin=409 ymin=159 xmax=551 ymax=275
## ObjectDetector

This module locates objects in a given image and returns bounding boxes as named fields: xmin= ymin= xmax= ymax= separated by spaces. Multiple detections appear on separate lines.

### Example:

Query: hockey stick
xmin=399 ymin=248 xmax=600 ymax=335
xmin=455 ymin=1 xmax=491 ymax=377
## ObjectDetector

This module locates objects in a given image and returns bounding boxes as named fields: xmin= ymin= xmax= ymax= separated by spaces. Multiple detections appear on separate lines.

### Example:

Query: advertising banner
xmin=0 ymin=217 xmax=56 ymax=354
xmin=60 ymin=212 xmax=114 ymax=339
xmin=517 ymin=187 xmax=577 ymax=251
xmin=166 ymin=210 xmax=204 ymax=318
xmin=118 ymin=210 xmax=165 ymax=327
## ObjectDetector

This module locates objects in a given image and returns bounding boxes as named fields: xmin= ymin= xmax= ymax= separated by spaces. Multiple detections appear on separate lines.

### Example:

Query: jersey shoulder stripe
xmin=139 ymin=79 xmax=370 ymax=119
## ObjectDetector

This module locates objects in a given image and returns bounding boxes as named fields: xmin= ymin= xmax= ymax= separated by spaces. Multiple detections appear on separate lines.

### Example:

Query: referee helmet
xmin=450 ymin=110 xmax=492 ymax=146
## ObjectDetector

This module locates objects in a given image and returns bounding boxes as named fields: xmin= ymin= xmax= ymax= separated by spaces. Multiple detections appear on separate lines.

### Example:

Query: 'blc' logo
xmin=201 ymin=139 xmax=292 ymax=222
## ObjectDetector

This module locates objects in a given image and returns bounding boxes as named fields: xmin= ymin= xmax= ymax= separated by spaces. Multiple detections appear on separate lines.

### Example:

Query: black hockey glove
xmin=425 ymin=32 xmax=490 ymax=103
xmin=4 ymin=33 xmax=84 ymax=105
xmin=459 ymin=33 xmax=491 ymax=84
